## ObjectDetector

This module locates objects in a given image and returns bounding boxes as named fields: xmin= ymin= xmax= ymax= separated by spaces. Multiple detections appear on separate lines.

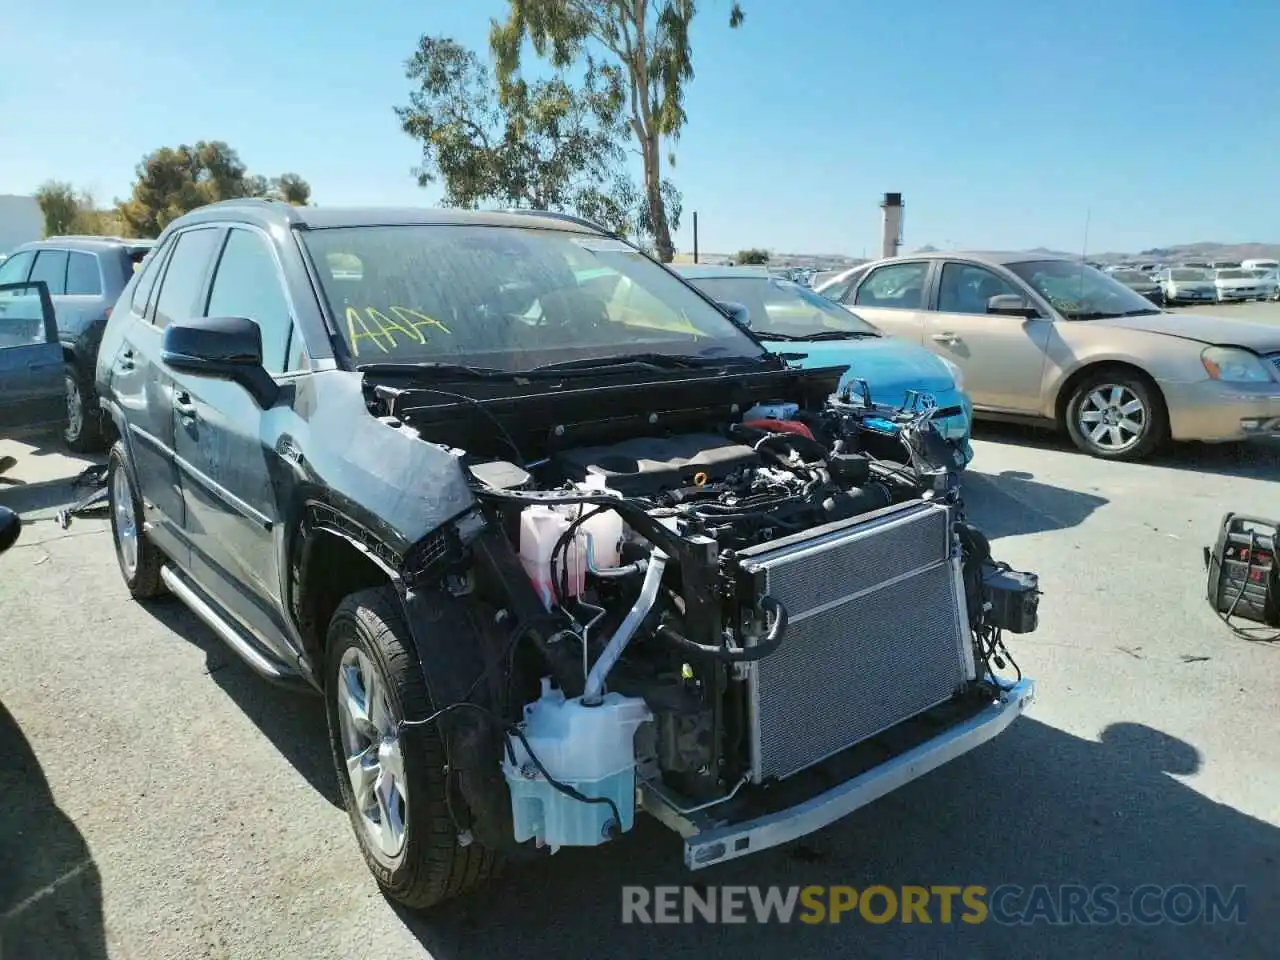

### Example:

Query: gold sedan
xmin=815 ymin=252 xmax=1280 ymax=460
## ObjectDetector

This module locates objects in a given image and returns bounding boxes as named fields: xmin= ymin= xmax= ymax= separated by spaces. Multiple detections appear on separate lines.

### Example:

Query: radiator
xmin=736 ymin=499 xmax=973 ymax=782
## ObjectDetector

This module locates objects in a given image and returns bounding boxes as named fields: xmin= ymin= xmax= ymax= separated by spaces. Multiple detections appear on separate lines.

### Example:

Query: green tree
xmin=490 ymin=0 xmax=745 ymax=262
xmin=116 ymin=142 xmax=312 ymax=238
xmin=34 ymin=181 xmax=87 ymax=236
xmin=735 ymin=248 xmax=768 ymax=264
xmin=396 ymin=35 xmax=647 ymax=238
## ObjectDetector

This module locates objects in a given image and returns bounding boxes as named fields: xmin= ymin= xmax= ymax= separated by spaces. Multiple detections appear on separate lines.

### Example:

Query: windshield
xmin=1171 ymin=268 xmax=1211 ymax=281
xmin=684 ymin=275 xmax=880 ymax=337
xmin=1111 ymin=270 xmax=1150 ymax=283
xmin=1005 ymin=260 xmax=1161 ymax=318
xmin=301 ymin=225 xmax=766 ymax=371
xmin=1215 ymin=269 xmax=1247 ymax=279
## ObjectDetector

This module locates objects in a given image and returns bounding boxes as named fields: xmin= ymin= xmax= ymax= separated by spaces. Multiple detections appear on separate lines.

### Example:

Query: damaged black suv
xmin=96 ymin=200 xmax=1039 ymax=909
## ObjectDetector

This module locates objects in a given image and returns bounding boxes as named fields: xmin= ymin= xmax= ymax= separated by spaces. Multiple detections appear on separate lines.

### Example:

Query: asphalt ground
xmin=1 ymin=298 xmax=1278 ymax=959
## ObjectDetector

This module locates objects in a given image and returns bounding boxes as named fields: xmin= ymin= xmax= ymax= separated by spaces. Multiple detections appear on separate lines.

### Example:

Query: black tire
xmin=107 ymin=441 xmax=165 ymax=599
xmin=1064 ymin=368 xmax=1167 ymax=461
xmin=63 ymin=361 xmax=106 ymax=453
xmin=325 ymin=586 xmax=498 ymax=910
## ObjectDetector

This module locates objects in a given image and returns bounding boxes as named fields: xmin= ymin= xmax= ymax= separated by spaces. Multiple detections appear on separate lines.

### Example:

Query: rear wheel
xmin=325 ymin=586 xmax=498 ymax=909
xmin=107 ymin=442 xmax=165 ymax=598
xmin=1064 ymin=371 xmax=1166 ymax=461
xmin=63 ymin=362 xmax=106 ymax=453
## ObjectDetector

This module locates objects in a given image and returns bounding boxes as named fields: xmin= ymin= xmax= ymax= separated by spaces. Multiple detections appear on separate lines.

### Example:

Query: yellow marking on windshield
xmin=390 ymin=306 xmax=451 ymax=337
xmin=345 ymin=306 xmax=389 ymax=356
xmin=366 ymin=307 xmax=422 ymax=347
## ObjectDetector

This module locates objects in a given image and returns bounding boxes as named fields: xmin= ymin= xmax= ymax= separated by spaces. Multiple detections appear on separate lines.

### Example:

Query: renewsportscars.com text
xmin=621 ymin=884 xmax=1248 ymax=926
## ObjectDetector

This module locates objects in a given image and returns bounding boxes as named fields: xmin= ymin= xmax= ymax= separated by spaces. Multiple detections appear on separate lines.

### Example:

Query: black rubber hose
xmin=655 ymin=595 xmax=788 ymax=663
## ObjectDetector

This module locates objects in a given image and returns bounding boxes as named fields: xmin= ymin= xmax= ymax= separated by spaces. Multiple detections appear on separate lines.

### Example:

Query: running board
xmin=159 ymin=565 xmax=296 ymax=683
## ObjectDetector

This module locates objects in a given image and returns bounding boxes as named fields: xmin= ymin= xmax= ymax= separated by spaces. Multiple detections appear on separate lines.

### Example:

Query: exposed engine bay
xmin=377 ymin=367 xmax=1039 ymax=861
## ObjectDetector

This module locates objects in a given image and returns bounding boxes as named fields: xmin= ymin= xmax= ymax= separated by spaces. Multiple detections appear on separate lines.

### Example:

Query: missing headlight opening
xmin=371 ymin=361 xmax=1040 ymax=865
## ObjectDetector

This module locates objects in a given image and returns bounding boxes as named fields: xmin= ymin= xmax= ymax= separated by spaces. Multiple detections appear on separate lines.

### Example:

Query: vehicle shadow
xmin=962 ymin=467 xmax=1108 ymax=539
xmin=973 ymin=421 xmax=1280 ymax=482
xmin=395 ymin=719 xmax=1278 ymax=960
xmin=133 ymin=598 xmax=341 ymax=808
xmin=0 ymin=700 xmax=107 ymax=960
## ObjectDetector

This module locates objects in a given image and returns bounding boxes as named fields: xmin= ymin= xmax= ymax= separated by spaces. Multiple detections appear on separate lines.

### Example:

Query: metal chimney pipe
xmin=880 ymin=192 xmax=903 ymax=258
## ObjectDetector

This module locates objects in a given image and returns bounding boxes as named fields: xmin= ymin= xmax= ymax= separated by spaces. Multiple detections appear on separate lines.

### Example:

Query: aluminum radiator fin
xmin=742 ymin=500 xmax=969 ymax=782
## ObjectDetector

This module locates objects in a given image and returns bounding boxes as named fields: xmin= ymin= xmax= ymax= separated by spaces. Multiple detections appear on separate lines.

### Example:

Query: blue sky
xmin=2 ymin=0 xmax=1277 ymax=255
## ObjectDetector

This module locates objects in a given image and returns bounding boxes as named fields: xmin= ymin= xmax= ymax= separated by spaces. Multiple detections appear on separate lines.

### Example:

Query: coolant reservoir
xmin=577 ymin=475 xmax=623 ymax=570
xmin=502 ymin=678 xmax=652 ymax=851
xmin=518 ymin=506 xmax=585 ymax=608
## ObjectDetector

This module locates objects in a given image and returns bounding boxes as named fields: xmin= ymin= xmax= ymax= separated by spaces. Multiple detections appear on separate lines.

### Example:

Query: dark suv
xmin=94 ymin=200 xmax=1036 ymax=910
xmin=0 ymin=236 xmax=154 ymax=450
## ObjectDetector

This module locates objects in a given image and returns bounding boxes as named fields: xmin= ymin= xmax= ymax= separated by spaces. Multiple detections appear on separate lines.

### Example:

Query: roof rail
xmin=499 ymin=209 xmax=620 ymax=238
xmin=44 ymin=234 xmax=143 ymax=244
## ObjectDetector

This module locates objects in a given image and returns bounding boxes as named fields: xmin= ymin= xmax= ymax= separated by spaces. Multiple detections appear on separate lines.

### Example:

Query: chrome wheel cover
xmin=336 ymin=647 xmax=409 ymax=862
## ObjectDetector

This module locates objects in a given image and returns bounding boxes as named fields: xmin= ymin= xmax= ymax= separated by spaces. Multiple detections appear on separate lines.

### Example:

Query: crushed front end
xmin=379 ymin=364 xmax=1039 ymax=866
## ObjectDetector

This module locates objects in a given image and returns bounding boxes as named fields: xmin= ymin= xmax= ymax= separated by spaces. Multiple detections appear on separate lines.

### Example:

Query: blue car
xmin=677 ymin=266 xmax=974 ymax=465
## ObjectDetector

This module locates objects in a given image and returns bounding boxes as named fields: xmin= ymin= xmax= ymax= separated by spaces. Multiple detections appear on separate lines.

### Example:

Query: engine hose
xmin=655 ymin=595 xmax=788 ymax=663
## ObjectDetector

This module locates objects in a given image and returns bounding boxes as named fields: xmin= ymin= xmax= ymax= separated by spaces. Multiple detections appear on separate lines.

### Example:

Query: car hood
xmin=1097 ymin=312 xmax=1280 ymax=351
xmin=762 ymin=335 xmax=958 ymax=398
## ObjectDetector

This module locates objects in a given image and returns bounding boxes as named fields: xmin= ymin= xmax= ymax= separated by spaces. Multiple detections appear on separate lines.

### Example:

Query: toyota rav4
xmin=92 ymin=200 xmax=1039 ymax=909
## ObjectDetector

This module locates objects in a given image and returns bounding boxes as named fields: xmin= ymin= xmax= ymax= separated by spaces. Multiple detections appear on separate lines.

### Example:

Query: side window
xmin=818 ymin=278 xmax=853 ymax=303
xmin=29 ymin=250 xmax=69 ymax=296
xmin=65 ymin=252 xmax=103 ymax=296
xmin=853 ymin=262 xmax=929 ymax=310
xmin=130 ymin=238 xmax=172 ymax=315
xmin=937 ymin=263 xmax=1020 ymax=315
xmin=0 ymin=251 xmax=35 ymax=285
xmin=204 ymin=228 xmax=294 ymax=373
xmin=153 ymin=229 xmax=221 ymax=329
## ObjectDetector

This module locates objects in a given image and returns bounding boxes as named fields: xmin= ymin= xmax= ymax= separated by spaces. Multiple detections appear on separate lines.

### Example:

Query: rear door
xmin=0 ymin=281 xmax=66 ymax=438
xmin=845 ymin=260 xmax=932 ymax=344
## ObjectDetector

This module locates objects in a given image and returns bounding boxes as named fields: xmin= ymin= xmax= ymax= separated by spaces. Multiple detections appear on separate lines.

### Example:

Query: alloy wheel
xmin=1077 ymin=384 xmax=1147 ymax=453
xmin=65 ymin=375 xmax=83 ymax=441
xmin=111 ymin=467 xmax=139 ymax=579
xmin=336 ymin=647 xmax=409 ymax=863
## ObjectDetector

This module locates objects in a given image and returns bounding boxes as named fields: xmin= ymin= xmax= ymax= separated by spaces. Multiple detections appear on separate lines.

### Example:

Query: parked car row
xmin=812 ymin=252 xmax=1280 ymax=460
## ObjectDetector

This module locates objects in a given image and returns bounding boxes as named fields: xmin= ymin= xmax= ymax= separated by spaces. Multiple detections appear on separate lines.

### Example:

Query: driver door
xmin=923 ymin=261 xmax=1052 ymax=413
xmin=0 ymin=281 xmax=67 ymax=439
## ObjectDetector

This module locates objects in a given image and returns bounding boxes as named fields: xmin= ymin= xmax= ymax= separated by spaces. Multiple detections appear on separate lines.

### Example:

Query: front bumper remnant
xmin=640 ymin=677 xmax=1035 ymax=870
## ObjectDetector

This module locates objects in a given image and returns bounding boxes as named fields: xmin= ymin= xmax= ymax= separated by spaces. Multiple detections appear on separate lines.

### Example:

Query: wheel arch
xmin=1053 ymin=359 xmax=1169 ymax=429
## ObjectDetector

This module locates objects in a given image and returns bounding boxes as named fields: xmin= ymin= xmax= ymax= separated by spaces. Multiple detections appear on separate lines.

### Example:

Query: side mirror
xmin=986 ymin=294 xmax=1040 ymax=319
xmin=717 ymin=300 xmax=752 ymax=327
xmin=161 ymin=316 xmax=279 ymax=408
xmin=0 ymin=505 xmax=20 ymax=554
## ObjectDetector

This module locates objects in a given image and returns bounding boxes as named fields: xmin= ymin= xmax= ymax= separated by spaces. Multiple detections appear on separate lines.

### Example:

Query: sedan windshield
xmin=301 ymin=225 xmax=767 ymax=371
xmin=1171 ymin=268 xmax=1211 ymax=281
xmin=1005 ymin=260 xmax=1161 ymax=319
xmin=684 ymin=275 xmax=880 ymax=338
xmin=1111 ymin=270 xmax=1150 ymax=283
xmin=1215 ymin=269 xmax=1247 ymax=279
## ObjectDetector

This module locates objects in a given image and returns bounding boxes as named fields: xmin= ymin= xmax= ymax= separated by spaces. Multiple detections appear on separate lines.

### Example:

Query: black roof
xmin=179 ymin=199 xmax=612 ymax=236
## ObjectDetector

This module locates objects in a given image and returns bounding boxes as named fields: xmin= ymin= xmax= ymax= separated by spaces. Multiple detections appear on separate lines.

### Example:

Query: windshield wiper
xmin=526 ymin=352 xmax=759 ymax=374
xmin=356 ymin=361 xmax=518 ymax=380
xmin=1067 ymin=308 xmax=1162 ymax=321
xmin=754 ymin=330 xmax=879 ymax=342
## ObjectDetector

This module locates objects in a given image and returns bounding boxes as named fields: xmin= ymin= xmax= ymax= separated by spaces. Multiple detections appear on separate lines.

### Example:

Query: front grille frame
xmin=735 ymin=499 xmax=974 ymax=783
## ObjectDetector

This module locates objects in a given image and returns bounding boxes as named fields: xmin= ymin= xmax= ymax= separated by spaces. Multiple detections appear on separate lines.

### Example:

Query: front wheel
xmin=325 ymin=586 xmax=498 ymax=909
xmin=1064 ymin=372 xmax=1166 ymax=461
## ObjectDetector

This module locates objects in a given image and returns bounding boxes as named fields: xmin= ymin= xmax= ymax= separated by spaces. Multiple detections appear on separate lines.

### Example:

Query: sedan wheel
xmin=1065 ymin=373 xmax=1166 ymax=461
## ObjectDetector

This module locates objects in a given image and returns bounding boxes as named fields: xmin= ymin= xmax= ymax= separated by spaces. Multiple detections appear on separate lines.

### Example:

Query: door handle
xmin=26 ymin=361 xmax=60 ymax=371
xmin=932 ymin=332 xmax=962 ymax=344
xmin=174 ymin=391 xmax=196 ymax=420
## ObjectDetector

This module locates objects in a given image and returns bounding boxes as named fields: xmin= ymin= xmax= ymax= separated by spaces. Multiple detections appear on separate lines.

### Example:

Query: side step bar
xmin=159 ymin=565 xmax=298 ymax=685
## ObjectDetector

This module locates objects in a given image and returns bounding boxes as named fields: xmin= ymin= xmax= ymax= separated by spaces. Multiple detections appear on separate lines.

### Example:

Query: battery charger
xmin=1204 ymin=513 xmax=1279 ymax=635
